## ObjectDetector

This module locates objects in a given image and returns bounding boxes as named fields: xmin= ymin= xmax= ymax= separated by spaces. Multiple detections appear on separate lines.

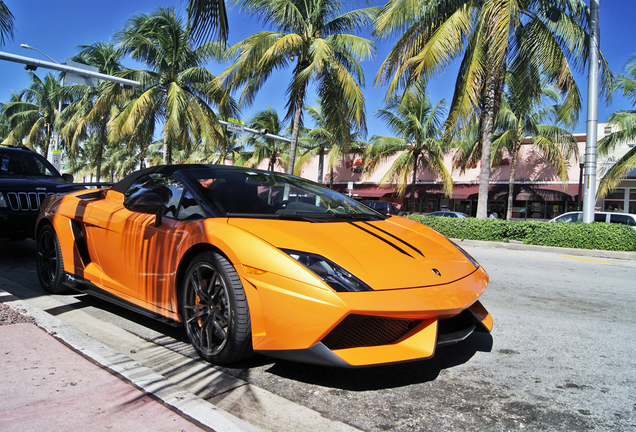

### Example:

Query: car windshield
xmin=0 ymin=151 xmax=59 ymax=177
xmin=180 ymin=168 xmax=386 ymax=220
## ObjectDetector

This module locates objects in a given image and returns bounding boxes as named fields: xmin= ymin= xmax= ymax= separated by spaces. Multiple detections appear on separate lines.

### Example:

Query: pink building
xmin=261 ymin=123 xmax=636 ymax=219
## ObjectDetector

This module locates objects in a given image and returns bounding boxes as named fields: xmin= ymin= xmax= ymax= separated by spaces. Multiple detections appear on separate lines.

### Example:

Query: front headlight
xmin=282 ymin=249 xmax=373 ymax=292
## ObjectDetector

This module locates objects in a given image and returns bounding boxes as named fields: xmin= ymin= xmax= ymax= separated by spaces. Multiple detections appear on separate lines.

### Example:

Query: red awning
xmin=514 ymin=184 xmax=580 ymax=201
xmin=344 ymin=184 xmax=395 ymax=198
xmin=337 ymin=183 xmax=580 ymax=201
xmin=450 ymin=185 xmax=480 ymax=199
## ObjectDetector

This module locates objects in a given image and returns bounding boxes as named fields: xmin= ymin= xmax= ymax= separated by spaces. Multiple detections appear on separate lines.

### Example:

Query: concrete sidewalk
xmin=0 ymin=291 xmax=263 ymax=432
xmin=0 ymin=323 xmax=207 ymax=432
xmin=450 ymin=238 xmax=636 ymax=261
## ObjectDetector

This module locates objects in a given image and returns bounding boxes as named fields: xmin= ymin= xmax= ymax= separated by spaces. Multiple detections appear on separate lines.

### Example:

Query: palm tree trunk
xmin=163 ymin=139 xmax=171 ymax=165
xmin=317 ymin=146 xmax=324 ymax=184
xmin=43 ymin=123 xmax=52 ymax=158
xmin=506 ymin=144 xmax=520 ymax=220
xmin=95 ymin=146 xmax=103 ymax=183
xmin=287 ymin=93 xmax=304 ymax=175
xmin=476 ymin=77 xmax=499 ymax=219
xmin=410 ymin=153 xmax=419 ymax=212
xmin=96 ymin=129 xmax=106 ymax=183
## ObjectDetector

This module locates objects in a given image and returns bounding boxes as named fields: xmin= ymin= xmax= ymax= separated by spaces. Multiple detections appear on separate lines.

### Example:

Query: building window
xmin=604 ymin=188 xmax=625 ymax=212
xmin=546 ymin=203 xmax=564 ymax=219
xmin=629 ymin=189 xmax=636 ymax=214
xmin=529 ymin=201 xmax=544 ymax=219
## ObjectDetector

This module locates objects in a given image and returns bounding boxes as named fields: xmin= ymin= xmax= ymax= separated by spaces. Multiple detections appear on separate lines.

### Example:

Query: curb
xmin=0 ymin=289 xmax=263 ymax=432
xmin=451 ymin=238 xmax=636 ymax=261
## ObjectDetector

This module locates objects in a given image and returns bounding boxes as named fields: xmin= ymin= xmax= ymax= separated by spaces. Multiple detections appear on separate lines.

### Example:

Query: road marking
xmin=558 ymin=255 xmax=636 ymax=266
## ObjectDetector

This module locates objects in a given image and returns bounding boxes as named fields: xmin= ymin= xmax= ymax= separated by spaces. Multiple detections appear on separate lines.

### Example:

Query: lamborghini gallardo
xmin=35 ymin=165 xmax=492 ymax=367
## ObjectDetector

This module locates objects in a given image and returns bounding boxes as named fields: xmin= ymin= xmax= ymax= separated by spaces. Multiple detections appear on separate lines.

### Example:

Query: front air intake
xmin=321 ymin=315 xmax=421 ymax=350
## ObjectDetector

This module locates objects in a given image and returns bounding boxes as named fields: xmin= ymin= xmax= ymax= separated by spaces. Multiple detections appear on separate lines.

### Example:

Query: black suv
xmin=0 ymin=146 xmax=82 ymax=240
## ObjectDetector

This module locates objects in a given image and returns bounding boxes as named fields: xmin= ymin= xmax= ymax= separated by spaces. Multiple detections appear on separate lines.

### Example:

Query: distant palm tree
xmin=241 ymin=107 xmax=289 ymax=171
xmin=111 ymin=7 xmax=233 ymax=164
xmin=455 ymin=80 xmax=578 ymax=220
xmin=298 ymin=104 xmax=366 ymax=185
xmin=0 ymin=94 xmax=19 ymax=141
xmin=59 ymin=42 xmax=126 ymax=182
xmin=374 ymin=0 xmax=608 ymax=218
xmin=598 ymin=54 xmax=636 ymax=199
xmin=365 ymin=81 xmax=453 ymax=212
xmin=2 ymin=73 xmax=64 ymax=157
xmin=0 ymin=1 xmax=14 ymax=47
xmin=222 ymin=0 xmax=375 ymax=174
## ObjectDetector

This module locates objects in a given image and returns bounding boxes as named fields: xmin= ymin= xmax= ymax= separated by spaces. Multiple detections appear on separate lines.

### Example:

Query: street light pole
xmin=577 ymin=155 xmax=585 ymax=211
xmin=582 ymin=0 xmax=600 ymax=223
xmin=20 ymin=44 xmax=58 ymax=64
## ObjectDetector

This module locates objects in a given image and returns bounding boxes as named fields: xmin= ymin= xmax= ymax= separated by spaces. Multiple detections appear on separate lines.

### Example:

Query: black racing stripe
xmin=361 ymin=221 xmax=425 ymax=257
xmin=348 ymin=222 xmax=414 ymax=258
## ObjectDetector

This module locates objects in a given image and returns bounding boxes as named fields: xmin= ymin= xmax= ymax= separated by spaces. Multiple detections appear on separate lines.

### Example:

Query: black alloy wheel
xmin=35 ymin=225 xmax=68 ymax=294
xmin=181 ymin=251 xmax=252 ymax=364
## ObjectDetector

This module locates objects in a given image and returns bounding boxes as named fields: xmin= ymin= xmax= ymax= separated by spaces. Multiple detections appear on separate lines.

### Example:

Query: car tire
xmin=181 ymin=251 xmax=252 ymax=365
xmin=35 ymin=225 xmax=68 ymax=294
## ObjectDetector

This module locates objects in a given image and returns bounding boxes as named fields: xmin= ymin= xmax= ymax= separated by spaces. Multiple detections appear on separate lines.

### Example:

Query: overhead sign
xmin=226 ymin=118 xmax=245 ymax=133
xmin=65 ymin=60 xmax=99 ymax=87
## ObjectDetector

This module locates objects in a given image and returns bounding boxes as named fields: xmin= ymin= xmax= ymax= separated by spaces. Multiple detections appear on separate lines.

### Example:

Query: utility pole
xmin=582 ymin=0 xmax=600 ymax=223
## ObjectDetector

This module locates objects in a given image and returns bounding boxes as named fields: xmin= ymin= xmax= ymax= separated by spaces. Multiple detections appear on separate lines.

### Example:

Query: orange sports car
xmin=35 ymin=165 xmax=492 ymax=367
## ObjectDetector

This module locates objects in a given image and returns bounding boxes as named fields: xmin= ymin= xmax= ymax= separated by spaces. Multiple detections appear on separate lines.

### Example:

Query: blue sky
xmin=1 ymin=0 xmax=635 ymax=138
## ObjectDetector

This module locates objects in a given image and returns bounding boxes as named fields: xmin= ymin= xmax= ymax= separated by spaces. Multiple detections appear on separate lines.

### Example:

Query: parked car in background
xmin=0 ymin=145 xmax=81 ymax=240
xmin=425 ymin=211 xmax=469 ymax=218
xmin=360 ymin=200 xmax=393 ymax=215
xmin=549 ymin=211 xmax=636 ymax=228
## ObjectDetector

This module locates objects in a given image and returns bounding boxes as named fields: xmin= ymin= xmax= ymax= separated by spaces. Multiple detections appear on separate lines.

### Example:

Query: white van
xmin=549 ymin=211 xmax=636 ymax=228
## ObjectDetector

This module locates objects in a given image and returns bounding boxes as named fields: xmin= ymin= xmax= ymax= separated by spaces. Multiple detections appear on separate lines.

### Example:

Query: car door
xmin=84 ymin=173 xmax=192 ymax=308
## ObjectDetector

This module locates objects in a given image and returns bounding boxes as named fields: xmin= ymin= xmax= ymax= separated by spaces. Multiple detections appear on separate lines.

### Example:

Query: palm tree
xmin=456 ymin=80 xmax=578 ymax=220
xmin=187 ymin=0 xmax=229 ymax=43
xmin=2 ymin=72 xmax=65 ymax=157
xmin=365 ymin=81 xmax=453 ymax=212
xmin=298 ymin=104 xmax=366 ymax=185
xmin=59 ymin=42 xmax=126 ymax=182
xmin=240 ymin=106 xmax=289 ymax=171
xmin=111 ymin=7 xmax=233 ymax=165
xmin=598 ymin=54 xmax=636 ymax=198
xmin=222 ymin=0 xmax=375 ymax=174
xmin=374 ymin=0 xmax=608 ymax=218
xmin=0 ymin=1 xmax=14 ymax=47
xmin=0 ymin=95 xmax=18 ymax=141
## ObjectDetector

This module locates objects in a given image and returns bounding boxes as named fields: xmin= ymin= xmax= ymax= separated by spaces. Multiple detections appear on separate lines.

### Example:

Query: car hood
xmin=0 ymin=175 xmax=78 ymax=192
xmin=228 ymin=216 xmax=479 ymax=290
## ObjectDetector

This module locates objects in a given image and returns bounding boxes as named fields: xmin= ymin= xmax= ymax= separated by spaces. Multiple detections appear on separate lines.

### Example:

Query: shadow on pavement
xmin=261 ymin=332 xmax=493 ymax=391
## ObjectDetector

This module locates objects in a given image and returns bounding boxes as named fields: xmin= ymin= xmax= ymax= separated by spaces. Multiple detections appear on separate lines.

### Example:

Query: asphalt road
xmin=1 ymin=238 xmax=635 ymax=431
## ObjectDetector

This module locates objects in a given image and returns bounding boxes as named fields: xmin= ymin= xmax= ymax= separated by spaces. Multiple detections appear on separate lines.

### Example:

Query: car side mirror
xmin=124 ymin=192 xmax=164 ymax=227
xmin=62 ymin=173 xmax=74 ymax=183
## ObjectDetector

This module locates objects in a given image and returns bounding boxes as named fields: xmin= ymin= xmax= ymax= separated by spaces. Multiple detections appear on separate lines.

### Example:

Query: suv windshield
xmin=0 ymin=150 xmax=59 ymax=177
xmin=181 ymin=168 xmax=386 ymax=220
